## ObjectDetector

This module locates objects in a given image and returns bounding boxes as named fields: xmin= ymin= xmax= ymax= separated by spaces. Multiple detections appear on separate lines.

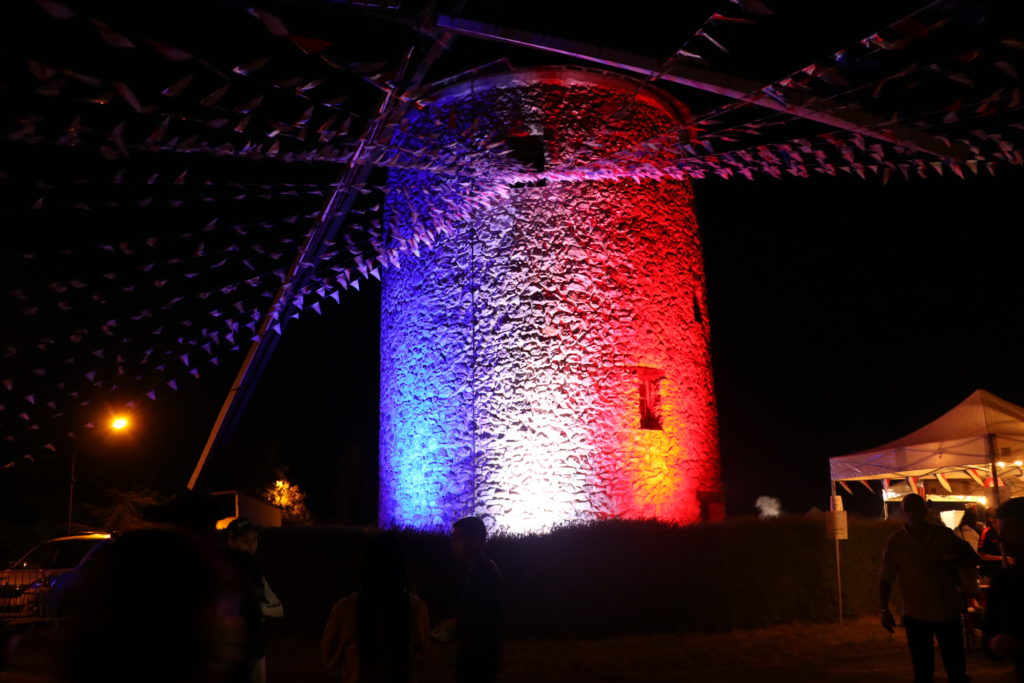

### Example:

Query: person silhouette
xmin=439 ymin=516 xmax=504 ymax=683
xmin=224 ymin=518 xmax=281 ymax=683
xmin=880 ymin=493 xmax=977 ymax=683
xmin=983 ymin=496 xmax=1024 ymax=680
xmin=978 ymin=507 xmax=1008 ymax=581
xmin=321 ymin=533 xmax=430 ymax=682
xmin=61 ymin=526 xmax=247 ymax=683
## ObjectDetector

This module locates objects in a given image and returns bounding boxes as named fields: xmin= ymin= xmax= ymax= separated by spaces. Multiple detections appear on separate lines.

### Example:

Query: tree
xmin=261 ymin=477 xmax=311 ymax=524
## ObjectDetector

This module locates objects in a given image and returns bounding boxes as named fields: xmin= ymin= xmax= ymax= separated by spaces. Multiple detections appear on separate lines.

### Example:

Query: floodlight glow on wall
xmin=380 ymin=69 xmax=722 ymax=534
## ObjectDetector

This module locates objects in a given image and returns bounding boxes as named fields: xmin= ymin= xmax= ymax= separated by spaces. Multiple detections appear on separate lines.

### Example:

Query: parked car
xmin=0 ymin=533 xmax=111 ymax=620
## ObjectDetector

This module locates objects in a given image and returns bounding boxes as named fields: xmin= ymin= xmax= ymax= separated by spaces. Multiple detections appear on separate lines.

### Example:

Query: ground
xmin=1 ymin=617 xmax=1016 ymax=682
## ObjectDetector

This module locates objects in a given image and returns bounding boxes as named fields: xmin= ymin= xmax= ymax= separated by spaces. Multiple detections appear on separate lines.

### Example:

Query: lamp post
xmin=67 ymin=415 xmax=131 ymax=534
xmin=66 ymin=443 xmax=78 ymax=535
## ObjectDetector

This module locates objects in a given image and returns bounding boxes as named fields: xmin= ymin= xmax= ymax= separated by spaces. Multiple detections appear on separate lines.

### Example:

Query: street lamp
xmin=67 ymin=414 xmax=132 ymax=534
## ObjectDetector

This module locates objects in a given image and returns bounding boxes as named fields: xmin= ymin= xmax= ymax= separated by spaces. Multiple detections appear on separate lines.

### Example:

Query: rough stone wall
xmin=380 ymin=69 xmax=720 ymax=533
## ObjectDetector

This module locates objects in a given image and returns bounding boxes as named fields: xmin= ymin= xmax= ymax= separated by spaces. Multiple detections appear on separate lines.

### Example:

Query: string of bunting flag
xmin=1 ymin=0 xmax=1022 ymax=469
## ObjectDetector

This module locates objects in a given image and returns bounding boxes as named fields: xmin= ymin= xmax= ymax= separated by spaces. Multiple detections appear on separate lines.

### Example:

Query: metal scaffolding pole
xmin=188 ymin=7 xmax=456 ymax=490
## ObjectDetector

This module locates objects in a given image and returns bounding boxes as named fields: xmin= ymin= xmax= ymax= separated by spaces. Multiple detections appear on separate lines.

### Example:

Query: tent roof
xmin=830 ymin=390 xmax=1024 ymax=482
xmin=875 ymin=390 xmax=1024 ymax=447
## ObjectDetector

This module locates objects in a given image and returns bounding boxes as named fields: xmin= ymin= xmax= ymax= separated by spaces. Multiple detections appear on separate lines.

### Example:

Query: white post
xmin=831 ymin=482 xmax=843 ymax=625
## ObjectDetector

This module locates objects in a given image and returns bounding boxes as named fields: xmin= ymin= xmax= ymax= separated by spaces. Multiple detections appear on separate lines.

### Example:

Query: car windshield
xmin=12 ymin=539 xmax=103 ymax=570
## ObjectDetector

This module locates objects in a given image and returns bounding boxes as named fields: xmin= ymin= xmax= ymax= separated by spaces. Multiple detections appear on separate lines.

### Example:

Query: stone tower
xmin=380 ymin=68 xmax=721 ymax=533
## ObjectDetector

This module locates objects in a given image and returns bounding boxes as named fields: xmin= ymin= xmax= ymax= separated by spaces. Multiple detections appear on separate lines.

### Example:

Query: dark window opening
xmin=638 ymin=367 xmax=665 ymax=430
xmin=698 ymin=490 xmax=725 ymax=523
xmin=506 ymin=134 xmax=547 ymax=188
xmin=692 ymin=292 xmax=703 ymax=324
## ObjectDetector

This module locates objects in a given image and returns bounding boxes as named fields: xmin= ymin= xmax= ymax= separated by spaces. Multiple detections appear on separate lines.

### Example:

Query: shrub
xmin=258 ymin=514 xmax=899 ymax=638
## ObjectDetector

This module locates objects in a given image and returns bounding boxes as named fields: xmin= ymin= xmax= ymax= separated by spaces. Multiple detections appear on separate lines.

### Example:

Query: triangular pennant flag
xmin=247 ymin=8 xmax=290 ymax=36
xmin=838 ymin=480 xmax=853 ymax=495
xmin=966 ymin=469 xmax=987 ymax=487
xmin=147 ymin=40 xmax=193 ymax=61
xmin=858 ymin=480 xmax=874 ymax=493
xmin=35 ymin=0 xmax=76 ymax=19
xmin=114 ymin=82 xmax=143 ymax=112
xmin=91 ymin=19 xmax=135 ymax=48
xmin=935 ymin=472 xmax=953 ymax=493
xmin=289 ymin=35 xmax=333 ymax=54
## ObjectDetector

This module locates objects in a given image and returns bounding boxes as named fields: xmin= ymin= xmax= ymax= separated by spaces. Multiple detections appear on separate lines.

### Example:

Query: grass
xmin=261 ymin=616 xmax=907 ymax=682
xmin=10 ymin=616 xmax=1015 ymax=682
xmin=499 ymin=617 xmax=902 ymax=676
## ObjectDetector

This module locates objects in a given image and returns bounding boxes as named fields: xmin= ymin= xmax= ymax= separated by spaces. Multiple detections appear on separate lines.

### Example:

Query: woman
xmin=322 ymin=534 xmax=430 ymax=682
xmin=956 ymin=507 xmax=982 ymax=549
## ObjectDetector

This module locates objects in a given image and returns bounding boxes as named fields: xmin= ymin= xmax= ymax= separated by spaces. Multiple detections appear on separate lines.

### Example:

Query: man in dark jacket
xmin=978 ymin=508 xmax=1006 ymax=581
xmin=880 ymin=494 xmax=977 ymax=683
xmin=450 ymin=516 xmax=504 ymax=683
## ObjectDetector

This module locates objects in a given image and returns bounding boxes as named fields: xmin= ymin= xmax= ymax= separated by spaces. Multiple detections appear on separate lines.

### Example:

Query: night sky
xmin=209 ymin=166 xmax=1024 ymax=522
xmin=1 ymin=0 xmax=1023 ymax=531
xmin=696 ymin=169 xmax=1024 ymax=517
xmin=5 ymin=128 xmax=1024 ymax=530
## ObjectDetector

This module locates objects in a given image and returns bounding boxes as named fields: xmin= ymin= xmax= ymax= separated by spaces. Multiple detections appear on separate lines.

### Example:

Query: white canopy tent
xmin=830 ymin=389 xmax=1024 ymax=507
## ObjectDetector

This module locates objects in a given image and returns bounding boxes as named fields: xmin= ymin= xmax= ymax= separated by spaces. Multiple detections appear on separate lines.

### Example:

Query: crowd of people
xmin=8 ymin=488 xmax=1024 ymax=682
xmin=880 ymin=494 xmax=1024 ymax=683
xmin=44 ymin=490 xmax=503 ymax=683
xmin=320 ymin=515 xmax=503 ymax=683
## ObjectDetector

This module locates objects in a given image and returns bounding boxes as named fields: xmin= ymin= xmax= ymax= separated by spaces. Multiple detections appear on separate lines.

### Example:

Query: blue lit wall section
xmin=378 ymin=170 xmax=477 ymax=527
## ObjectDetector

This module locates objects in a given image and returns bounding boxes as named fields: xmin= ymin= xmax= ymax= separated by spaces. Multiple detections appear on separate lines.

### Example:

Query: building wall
xmin=380 ymin=69 xmax=720 ymax=533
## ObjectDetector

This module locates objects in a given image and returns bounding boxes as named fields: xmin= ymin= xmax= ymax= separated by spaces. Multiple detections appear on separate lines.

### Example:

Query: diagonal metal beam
xmin=436 ymin=14 xmax=972 ymax=163
xmin=188 ymin=11 xmax=456 ymax=492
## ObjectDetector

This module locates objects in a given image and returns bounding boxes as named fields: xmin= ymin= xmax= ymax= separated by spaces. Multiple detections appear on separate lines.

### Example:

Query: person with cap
xmin=225 ymin=518 xmax=281 ymax=683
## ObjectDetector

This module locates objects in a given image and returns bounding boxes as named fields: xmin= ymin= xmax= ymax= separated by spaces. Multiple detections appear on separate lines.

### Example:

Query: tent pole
xmin=987 ymin=433 xmax=1008 ymax=569
xmin=988 ymin=433 xmax=1003 ymax=508
xmin=881 ymin=482 xmax=888 ymax=520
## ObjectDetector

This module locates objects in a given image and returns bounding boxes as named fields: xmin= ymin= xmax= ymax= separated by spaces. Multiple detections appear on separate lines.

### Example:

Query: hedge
xmin=258 ymin=514 xmax=900 ymax=639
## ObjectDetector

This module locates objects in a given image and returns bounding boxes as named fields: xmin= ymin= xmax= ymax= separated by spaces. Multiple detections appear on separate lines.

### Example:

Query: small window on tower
xmin=637 ymin=367 xmax=665 ymax=430
xmin=505 ymin=134 xmax=547 ymax=188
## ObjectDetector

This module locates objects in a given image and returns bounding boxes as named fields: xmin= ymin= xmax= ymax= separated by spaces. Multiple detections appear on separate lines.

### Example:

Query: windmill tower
xmin=380 ymin=68 xmax=722 ymax=533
